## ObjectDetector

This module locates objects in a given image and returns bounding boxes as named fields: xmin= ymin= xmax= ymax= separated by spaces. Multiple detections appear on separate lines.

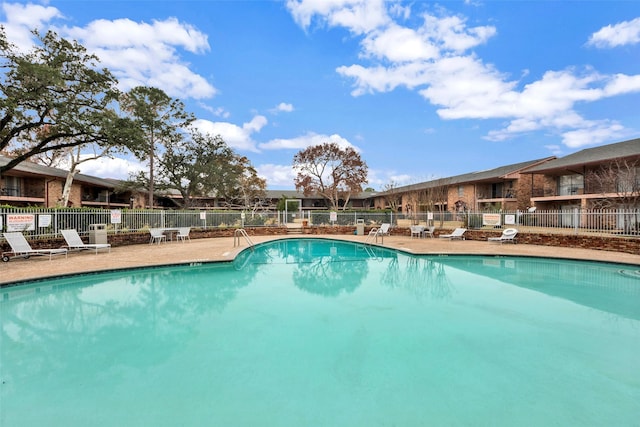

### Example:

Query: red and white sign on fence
xmin=110 ymin=209 xmax=122 ymax=224
xmin=7 ymin=214 xmax=35 ymax=231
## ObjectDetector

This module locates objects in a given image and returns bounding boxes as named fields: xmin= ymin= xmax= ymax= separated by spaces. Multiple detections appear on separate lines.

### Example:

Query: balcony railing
xmin=1 ymin=187 xmax=20 ymax=197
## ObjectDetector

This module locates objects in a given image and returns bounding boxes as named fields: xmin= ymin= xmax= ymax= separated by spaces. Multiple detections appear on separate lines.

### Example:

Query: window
xmin=1 ymin=176 xmax=21 ymax=196
xmin=558 ymin=174 xmax=584 ymax=196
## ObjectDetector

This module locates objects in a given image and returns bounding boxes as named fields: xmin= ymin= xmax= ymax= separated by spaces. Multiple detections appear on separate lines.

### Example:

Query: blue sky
xmin=2 ymin=1 xmax=640 ymax=190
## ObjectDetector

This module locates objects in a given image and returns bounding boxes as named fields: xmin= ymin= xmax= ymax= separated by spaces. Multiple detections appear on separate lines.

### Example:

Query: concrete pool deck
xmin=2 ymin=234 xmax=640 ymax=285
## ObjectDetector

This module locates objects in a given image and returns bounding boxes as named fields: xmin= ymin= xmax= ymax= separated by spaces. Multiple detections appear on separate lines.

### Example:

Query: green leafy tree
xmin=0 ymin=28 xmax=141 ymax=175
xmin=120 ymin=86 xmax=194 ymax=207
xmin=148 ymin=131 xmax=263 ymax=209
xmin=293 ymin=142 xmax=368 ymax=211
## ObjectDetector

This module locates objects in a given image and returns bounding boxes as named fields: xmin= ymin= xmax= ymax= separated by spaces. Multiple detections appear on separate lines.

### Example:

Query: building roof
xmin=375 ymin=157 xmax=555 ymax=196
xmin=0 ymin=155 xmax=120 ymax=189
xmin=523 ymin=138 xmax=640 ymax=174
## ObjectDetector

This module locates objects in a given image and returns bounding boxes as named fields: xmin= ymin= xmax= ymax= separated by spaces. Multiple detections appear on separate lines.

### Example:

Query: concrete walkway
xmin=2 ymin=234 xmax=640 ymax=285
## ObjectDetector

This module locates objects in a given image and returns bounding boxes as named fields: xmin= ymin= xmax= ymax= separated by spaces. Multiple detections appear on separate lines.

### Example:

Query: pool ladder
xmin=234 ymin=228 xmax=255 ymax=249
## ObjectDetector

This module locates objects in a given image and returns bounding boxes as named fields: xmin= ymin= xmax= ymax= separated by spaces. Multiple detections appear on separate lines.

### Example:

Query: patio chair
xmin=149 ymin=228 xmax=166 ymax=245
xmin=177 ymin=227 xmax=191 ymax=242
xmin=488 ymin=228 xmax=518 ymax=244
xmin=423 ymin=225 xmax=435 ymax=238
xmin=2 ymin=232 xmax=68 ymax=262
xmin=439 ymin=227 xmax=467 ymax=240
xmin=61 ymin=229 xmax=111 ymax=254
xmin=410 ymin=225 xmax=424 ymax=239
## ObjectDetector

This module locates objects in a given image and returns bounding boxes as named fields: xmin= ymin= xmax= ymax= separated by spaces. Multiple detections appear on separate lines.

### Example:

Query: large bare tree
xmin=223 ymin=158 xmax=268 ymax=213
xmin=586 ymin=158 xmax=640 ymax=233
xmin=421 ymin=178 xmax=450 ymax=227
xmin=381 ymin=181 xmax=403 ymax=212
xmin=293 ymin=142 xmax=368 ymax=211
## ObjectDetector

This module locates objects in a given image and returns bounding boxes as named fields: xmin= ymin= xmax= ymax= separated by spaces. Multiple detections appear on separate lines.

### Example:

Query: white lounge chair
xmin=61 ymin=229 xmax=111 ymax=254
xmin=2 ymin=232 xmax=68 ymax=262
xmin=488 ymin=228 xmax=518 ymax=244
xmin=149 ymin=228 xmax=166 ymax=244
xmin=439 ymin=227 xmax=467 ymax=240
xmin=369 ymin=223 xmax=390 ymax=237
xmin=177 ymin=227 xmax=191 ymax=242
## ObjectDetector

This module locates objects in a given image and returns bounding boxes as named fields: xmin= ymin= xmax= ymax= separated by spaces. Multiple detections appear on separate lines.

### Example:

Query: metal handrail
xmin=365 ymin=228 xmax=385 ymax=245
xmin=233 ymin=228 xmax=255 ymax=248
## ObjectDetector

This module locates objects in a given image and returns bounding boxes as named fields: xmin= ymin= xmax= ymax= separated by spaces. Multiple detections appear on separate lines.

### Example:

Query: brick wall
xmin=459 ymin=229 xmax=640 ymax=255
xmin=68 ymin=182 xmax=83 ymax=207
xmin=46 ymin=180 xmax=63 ymax=207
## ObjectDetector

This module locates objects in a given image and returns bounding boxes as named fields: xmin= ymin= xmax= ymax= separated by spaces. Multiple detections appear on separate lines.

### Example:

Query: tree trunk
xmin=341 ymin=192 xmax=352 ymax=211
xmin=59 ymin=168 xmax=79 ymax=207
xmin=148 ymin=148 xmax=154 ymax=208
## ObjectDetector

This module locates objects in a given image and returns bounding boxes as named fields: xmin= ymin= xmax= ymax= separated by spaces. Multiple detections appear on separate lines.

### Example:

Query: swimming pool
xmin=1 ymin=238 xmax=639 ymax=426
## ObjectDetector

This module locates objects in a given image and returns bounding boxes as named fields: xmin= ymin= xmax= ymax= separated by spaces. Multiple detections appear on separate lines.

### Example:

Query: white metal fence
xmin=1 ymin=207 xmax=639 ymax=240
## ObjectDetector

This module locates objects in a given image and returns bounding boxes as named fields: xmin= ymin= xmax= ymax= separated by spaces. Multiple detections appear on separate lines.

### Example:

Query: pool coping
xmin=2 ymin=234 xmax=640 ymax=287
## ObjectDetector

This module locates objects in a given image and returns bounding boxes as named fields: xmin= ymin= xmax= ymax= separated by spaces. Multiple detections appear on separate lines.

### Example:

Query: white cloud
xmin=366 ymin=169 xmax=412 ymax=189
xmin=294 ymin=2 xmax=640 ymax=149
xmin=421 ymin=13 xmax=496 ymax=53
xmin=286 ymin=0 xmax=390 ymax=35
xmin=61 ymin=17 xmax=216 ymax=99
xmin=77 ymin=156 xmax=146 ymax=180
xmin=420 ymin=56 xmax=517 ymax=119
xmin=560 ymin=121 xmax=627 ymax=148
xmin=198 ymin=103 xmax=231 ymax=119
xmin=587 ymin=17 xmax=640 ymax=48
xmin=358 ymin=12 xmax=495 ymax=63
xmin=602 ymin=73 xmax=640 ymax=96
xmin=0 ymin=2 xmax=63 ymax=50
xmin=64 ymin=17 xmax=209 ymax=54
xmin=193 ymin=116 xmax=267 ymax=152
xmin=483 ymin=70 xmax=640 ymax=142
xmin=255 ymin=163 xmax=296 ymax=188
xmin=259 ymin=132 xmax=357 ymax=151
xmin=389 ymin=174 xmax=413 ymax=185
xmin=544 ymin=145 xmax=563 ymax=156
xmin=361 ymin=24 xmax=440 ymax=62
xmin=271 ymin=102 xmax=294 ymax=113
xmin=0 ymin=4 xmax=217 ymax=100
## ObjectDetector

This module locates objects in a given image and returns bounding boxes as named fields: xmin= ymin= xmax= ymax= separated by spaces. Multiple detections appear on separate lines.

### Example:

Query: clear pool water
xmin=1 ymin=238 xmax=639 ymax=426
